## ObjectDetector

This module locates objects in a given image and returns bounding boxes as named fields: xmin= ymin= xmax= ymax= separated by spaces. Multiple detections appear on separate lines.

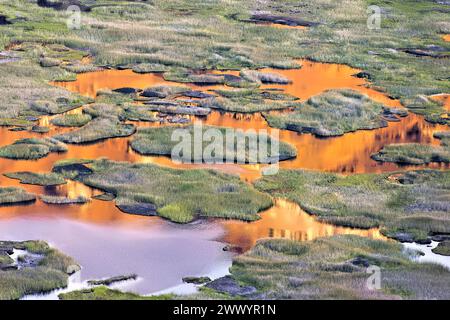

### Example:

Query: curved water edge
xmin=49 ymin=59 xmax=449 ymax=181
xmin=11 ymin=199 xmax=450 ymax=299
xmin=2 ymin=212 xmax=234 ymax=299
xmin=403 ymin=241 xmax=450 ymax=271
xmin=1 ymin=59 xmax=449 ymax=299
xmin=219 ymin=198 xmax=387 ymax=252
xmin=4 ymin=198 xmax=388 ymax=300
xmin=1 ymin=60 xmax=448 ymax=184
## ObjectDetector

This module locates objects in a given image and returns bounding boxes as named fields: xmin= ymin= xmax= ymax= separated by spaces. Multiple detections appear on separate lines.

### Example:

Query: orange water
xmin=49 ymin=60 xmax=448 ymax=180
xmin=260 ymin=60 xmax=402 ymax=107
xmin=431 ymin=93 xmax=450 ymax=111
xmin=54 ymin=60 xmax=401 ymax=107
xmin=220 ymin=199 xmax=387 ymax=251
xmin=2 ymin=59 xmax=448 ymax=254
xmin=51 ymin=69 xmax=224 ymax=98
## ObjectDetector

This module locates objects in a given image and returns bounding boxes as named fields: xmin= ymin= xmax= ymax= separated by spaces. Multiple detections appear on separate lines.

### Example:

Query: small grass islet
xmin=141 ymin=85 xmax=190 ymax=99
xmin=141 ymin=101 xmax=211 ymax=117
xmin=162 ymin=71 xmax=252 ymax=88
xmin=92 ymin=192 xmax=115 ymax=201
xmin=263 ymin=89 xmax=400 ymax=137
xmin=30 ymin=125 xmax=50 ymax=133
xmin=196 ymin=87 xmax=300 ymax=113
xmin=432 ymin=241 xmax=450 ymax=256
xmin=182 ymin=276 xmax=212 ymax=285
xmin=240 ymin=70 xmax=292 ymax=84
xmin=71 ymin=159 xmax=272 ymax=223
xmin=30 ymin=98 xmax=90 ymax=115
xmin=50 ymin=113 xmax=92 ymax=127
xmin=0 ymin=187 xmax=36 ymax=206
xmin=0 ymin=137 xmax=67 ymax=160
xmin=130 ymin=125 xmax=297 ymax=163
xmin=54 ymin=117 xmax=135 ymax=144
xmin=40 ymin=195 xmax=89 ymax=205
xmin=0 ymin=118 xmax=35 ymax=127
xmin=213 ymin=88 xmax=298 ymax=102
xmin=122 ymin=104 xmax=160 ymax=122
xmin=4 ymin=171 xmax=66 ymax=186
xmin=87 ymin=274 xmax=137 ymax=286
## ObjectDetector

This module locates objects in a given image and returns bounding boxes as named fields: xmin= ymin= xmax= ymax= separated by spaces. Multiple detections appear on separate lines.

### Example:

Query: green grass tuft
xmin=4 ymin=171 xmax=66 ymax=186
xmin=74 ymin=159 xmax=273 ymax=223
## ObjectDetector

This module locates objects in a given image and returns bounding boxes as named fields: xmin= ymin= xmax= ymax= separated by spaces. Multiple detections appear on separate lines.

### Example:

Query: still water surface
xmin=1 ymin=59 xmax=449 ymax=296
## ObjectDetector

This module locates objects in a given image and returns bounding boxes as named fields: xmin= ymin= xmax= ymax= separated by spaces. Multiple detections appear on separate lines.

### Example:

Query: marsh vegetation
xmin=0 ymin=187 xmax=36 ymax=205
xmin=0 ymin=0 xmax=449 ymax=301
xmin=51 ymin=113 xmax=92 ymax=127
xmin=4 ymin=171 xmax=66 ymax=186
xmin=263 ymin=90 xmax=395 ymax=137
xmin=0 ymin=137 xmax=67 ymax=159
xmin=1 ymin=0 xmax=447 ymax=118
xmin=130 ymin=125 xmax=297 ymax=163
xmin=54 ymin=116 xmax=136 ymax=144
xmin=0 ymin=240 xmax=79 ymax=300
xmin=59 ymin=286 xmax=174 ymax=300
xmin=372 ymin=132 xmax=450 ymax=164
xmin=226 ymin=236 xmax=450 ymax=299
xmin=73 ymin=159 xmax=272 ymax=223
xmin=255 ymin=169 xmax=450 ymax=242
xmin=39 ymin=195 xmax=89 ymax=205
xmin=432 ymin=241 xmax=450 ymax=256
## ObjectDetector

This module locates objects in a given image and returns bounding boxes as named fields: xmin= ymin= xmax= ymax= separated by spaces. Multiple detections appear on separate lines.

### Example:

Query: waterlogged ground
xmin=51 ymin=60 xmax=450 ymax=180
xmin=0 ymin=208 xmax=232 ymax=296
xmin=0 ymin=196 xmax=389 ymax=297
xmin=221 ymin=199 xmax=387 ymax=252
xmin=1 ymin=58 xmax=449 ymax=298
xmin=0 ymin=0 xmax=448 ymax=300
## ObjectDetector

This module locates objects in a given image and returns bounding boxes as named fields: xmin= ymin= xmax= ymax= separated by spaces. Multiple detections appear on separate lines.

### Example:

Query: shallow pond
xmin=0 ymin=200 xmax=232 ymax=296
xmin=0 ymin=197 xmax=386 ymax=298
xmin=50 ymin=59 xmax=450 ymax=181
xmin=1 ymin=59 xmax=449 ymax=298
